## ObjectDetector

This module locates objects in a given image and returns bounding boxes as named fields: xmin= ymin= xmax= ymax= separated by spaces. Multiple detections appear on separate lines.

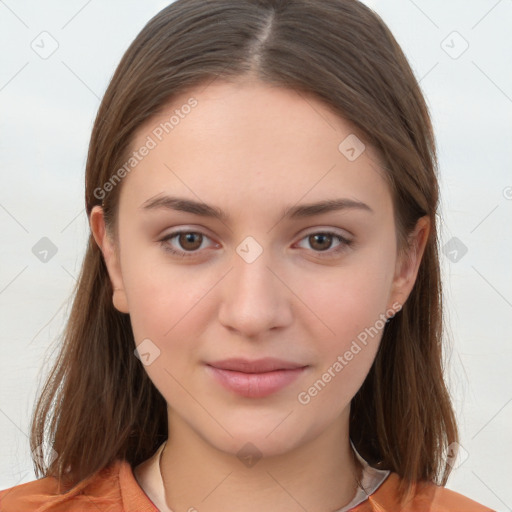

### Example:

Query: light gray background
xmin=0 ymin=0 xmax=511 ymax=509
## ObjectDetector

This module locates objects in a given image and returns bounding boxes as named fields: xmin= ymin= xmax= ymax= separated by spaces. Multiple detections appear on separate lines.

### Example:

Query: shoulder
xmin=352 ymin=472 xmax=495 ymax=512
xmin=0 ymin=459 xmax=157 ymax=512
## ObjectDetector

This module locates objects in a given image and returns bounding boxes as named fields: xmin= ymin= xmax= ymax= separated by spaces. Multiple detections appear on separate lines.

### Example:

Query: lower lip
xmin=206 ymin=365 xmax=307 ymax=398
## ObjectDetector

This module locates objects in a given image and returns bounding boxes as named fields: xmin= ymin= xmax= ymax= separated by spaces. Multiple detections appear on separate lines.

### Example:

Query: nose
xmin=217 ymin=246 xmax=293 ymax=338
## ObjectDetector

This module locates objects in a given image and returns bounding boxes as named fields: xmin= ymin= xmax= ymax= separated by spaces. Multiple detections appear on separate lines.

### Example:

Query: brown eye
xmin=308 ymin=233 xmax=333 ymax=251
xmin=178 ymin=232 xmax=203 ymax=251
xmin=160 ymin=230 xmax=214 ymax=257
xmin=295 ymin=230 xmax=353 ymax=258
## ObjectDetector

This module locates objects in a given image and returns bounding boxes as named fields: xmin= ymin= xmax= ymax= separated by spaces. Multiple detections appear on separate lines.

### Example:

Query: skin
xmin=90 ymin=78 xmax=429 ymax=512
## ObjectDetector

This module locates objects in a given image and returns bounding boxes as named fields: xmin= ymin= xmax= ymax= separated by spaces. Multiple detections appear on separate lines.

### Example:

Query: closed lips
xmin=206 ymin=359 xmax=309 ymax=398
xmin=206 ymin=358 xmax=308 ymax=373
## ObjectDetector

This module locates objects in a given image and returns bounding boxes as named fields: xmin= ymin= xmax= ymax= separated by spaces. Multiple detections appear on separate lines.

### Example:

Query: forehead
xmin=120 ymin=79 xmax=391 ymax=219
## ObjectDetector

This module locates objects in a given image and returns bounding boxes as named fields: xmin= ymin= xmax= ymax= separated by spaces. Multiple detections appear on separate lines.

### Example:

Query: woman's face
xmin=91 ymin=79 xmax=427 ymax=457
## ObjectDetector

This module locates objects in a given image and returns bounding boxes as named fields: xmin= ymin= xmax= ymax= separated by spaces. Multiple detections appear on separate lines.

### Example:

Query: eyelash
xmin=159 ymin=230 xmax=353 ymax=259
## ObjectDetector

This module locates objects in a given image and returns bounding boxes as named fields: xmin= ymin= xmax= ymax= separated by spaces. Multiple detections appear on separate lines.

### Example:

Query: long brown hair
xmin=30 ymin=0 xmax=458 ymax=501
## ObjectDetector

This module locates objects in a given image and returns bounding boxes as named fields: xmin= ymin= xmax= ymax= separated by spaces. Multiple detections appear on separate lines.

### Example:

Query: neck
xmin=160 ymin=409 xmax=361 ymax=512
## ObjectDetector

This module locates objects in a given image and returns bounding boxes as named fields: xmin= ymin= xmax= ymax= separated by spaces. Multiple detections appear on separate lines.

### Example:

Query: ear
xmin=387 ymin=216 xmax=430 ymax=312
xmin=89 ymin=206 xmax=129 ymax=314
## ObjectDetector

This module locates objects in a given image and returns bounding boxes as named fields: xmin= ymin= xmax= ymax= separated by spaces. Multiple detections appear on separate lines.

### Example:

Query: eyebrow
xmin=139 ymin=194 xmax=374 ymax=221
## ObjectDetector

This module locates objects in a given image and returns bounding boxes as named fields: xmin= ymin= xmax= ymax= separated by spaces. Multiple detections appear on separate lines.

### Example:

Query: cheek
xmin=293 ymin=254 xmax=395 ymax=346
xmin=290 ymin=251 xmax=395 ymax=408
xmin=123 ymin=260 xmax=213 ymax=401
xmin=118 ymin=228 xmax=213 ymax=338
xmin=126 ymin=266 xmax=211 ymax=345
xmin=294 ymin=265 xmax=391 ymax=415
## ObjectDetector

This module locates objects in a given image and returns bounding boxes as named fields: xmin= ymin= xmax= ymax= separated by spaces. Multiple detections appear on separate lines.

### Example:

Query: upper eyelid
xmin=161 ymin=227 xmax=216 ymax=241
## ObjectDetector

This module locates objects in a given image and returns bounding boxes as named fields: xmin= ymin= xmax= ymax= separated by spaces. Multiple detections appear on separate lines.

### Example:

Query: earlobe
xmin=388 ymin=216 xmax=430 ymax=309
xmin=112 ymin=288 xmax=130 ymax=314
xmin=89 ymin=206 xmax=130 ymax=314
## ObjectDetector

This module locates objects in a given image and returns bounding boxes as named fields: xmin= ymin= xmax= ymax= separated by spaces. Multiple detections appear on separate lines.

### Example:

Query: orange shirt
xmin=0 ymin=459 xmax=494 ymax=512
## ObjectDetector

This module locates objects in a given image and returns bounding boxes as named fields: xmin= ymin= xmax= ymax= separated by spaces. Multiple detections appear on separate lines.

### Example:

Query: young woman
xmin=0 ymin=0 xmax=495 ymax=510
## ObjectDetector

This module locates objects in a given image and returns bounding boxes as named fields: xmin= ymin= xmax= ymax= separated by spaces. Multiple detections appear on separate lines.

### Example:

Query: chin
xmin=217 ymin=433 xmax=299 ymax=461
xmin=196 ymin=416 xmax=316 ymax=462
